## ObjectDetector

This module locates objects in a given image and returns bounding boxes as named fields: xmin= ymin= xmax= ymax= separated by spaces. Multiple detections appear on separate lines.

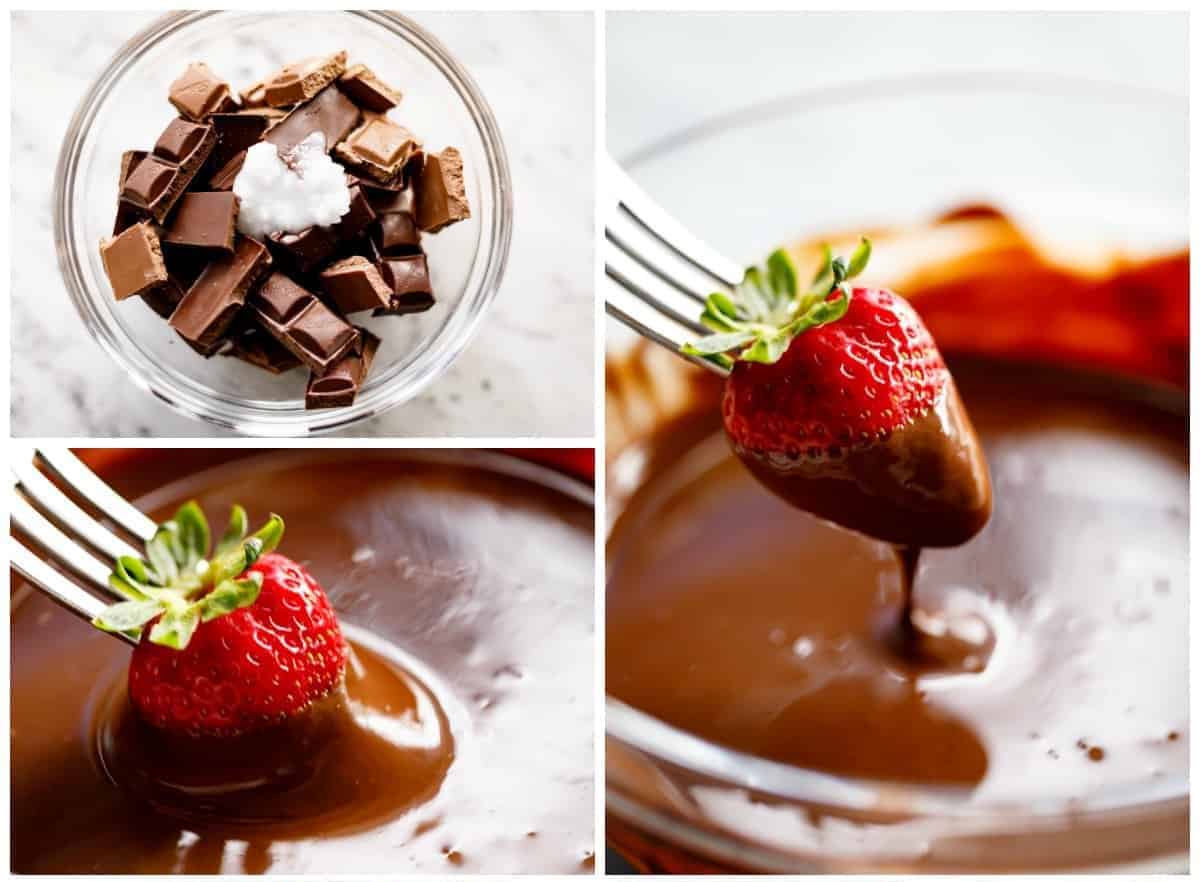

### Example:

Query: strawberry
xmin=683 ymin=242 xmax=991 ymax=547
xmin=92 ymin=504 xmax=347 ymax=736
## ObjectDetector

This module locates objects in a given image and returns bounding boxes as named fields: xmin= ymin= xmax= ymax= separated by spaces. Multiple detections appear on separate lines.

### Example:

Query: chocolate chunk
xmin=415 ymin=147 xmax=469 ymax=232
xmin=240 ymin=77 xmax=270 ymax=109
xmin=267 ymin=225 xmax=339 ymax=274
xmin=375 ymin=254 xmax=435 ymax=315
xmin=363 ymin=181 xmax=414 ymax=215
xmin=141 ymin=275 xmax=187 ymax=319
xmin=250 ymin=273 xmax=359 ymax=373
xmin=121 ymin=119 xmax=216 ymax=222
xmin=320 ymin=256 xmax=392 ymax=313
xmin=169 ymin=62 xmax=236 ymax=121
xmin=224 ymin=323 xmax=302 ymax=374
xmin=264 ymin=50 xmax=348 ymax=108
xmin=99 ymin=221 xmax=168 ymax=301
xmin=332 ymin=185 xmax=376 ymax=240
xmin=334 ymin=117 xmax=419 ymax=183
xmin=208 ymin=151 xmax=246 ymax=190
xmin=337 ymin=64 xmax=402 ymax=113
xmin=169 ymin=236 xmax=272 ymax=349
xmin=163 ymin=246 xmax=211 ymax=286
xmin=375 ymin=211 xmax=421 ymax=255
xmin=164 ymin=192 xmax=239 ymax=252
xmin=208 ymin=109 xmax=281 ymax=172
xmin=305 ymin=327 xmax=380 ymax=409
xmin=265 ymin=84 xmax=360 ymax=154
xmin=113 ymin=150 xmax=149 ymax=234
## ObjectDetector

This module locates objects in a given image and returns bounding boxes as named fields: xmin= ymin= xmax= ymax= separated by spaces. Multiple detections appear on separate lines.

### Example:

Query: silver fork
xmin=604 ymin=157 xmax=742 ymax=376
xmin=10 ymin=449 xmax=157 ymax=644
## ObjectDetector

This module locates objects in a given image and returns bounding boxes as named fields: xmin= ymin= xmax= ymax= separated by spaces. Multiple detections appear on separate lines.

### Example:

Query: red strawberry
xmin=93 ymin=504 xmax=347 ymax=736
xmin=684 ymin=242 xmax=991 ymax=547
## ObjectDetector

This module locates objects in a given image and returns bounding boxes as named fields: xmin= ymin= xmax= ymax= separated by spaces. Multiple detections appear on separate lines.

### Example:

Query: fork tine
xmin=605 ymin=278 xmax=728 ymax=376
xmin=34 ymin=449 xmax=156 ymax=542
xmin=606 ymin=241 xmax=709 ymax=335
xmin=10 ymin=493 xmax=118 ymax=596
xmin=12 ymin=460 xmax=142 ymax=561
xmin=608 ymin=209 xmax=725 ymax=304
xmin=10 ymin=540 xmax=134 ymax=642
xmin=609 ymin=158 xmax=744 ymax=289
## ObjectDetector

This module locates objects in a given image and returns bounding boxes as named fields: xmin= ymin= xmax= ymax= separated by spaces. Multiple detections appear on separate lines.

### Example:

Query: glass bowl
xmin=56 ymin=11 xmax=512 ymax=436
xmin=606 ymin=74 xmax=1188 ymax=873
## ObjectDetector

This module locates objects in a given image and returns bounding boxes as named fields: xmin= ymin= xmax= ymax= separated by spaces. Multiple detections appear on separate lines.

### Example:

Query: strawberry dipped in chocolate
xmin=683 ymin=241 xmax=992 ymax=550
xmin=92 ymin=503 xmax=347 ymax=737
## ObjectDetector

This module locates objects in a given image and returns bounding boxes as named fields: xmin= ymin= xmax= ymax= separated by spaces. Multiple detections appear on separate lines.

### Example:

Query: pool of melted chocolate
xmin=11 ymin=450 xmax=594 ymax=874
xmin=608 ymin=359 xmax=1187 ymax=801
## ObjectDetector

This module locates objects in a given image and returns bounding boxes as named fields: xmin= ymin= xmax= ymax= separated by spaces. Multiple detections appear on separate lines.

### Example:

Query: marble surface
xmin=12 ymin=11 xmax=595 ymax=438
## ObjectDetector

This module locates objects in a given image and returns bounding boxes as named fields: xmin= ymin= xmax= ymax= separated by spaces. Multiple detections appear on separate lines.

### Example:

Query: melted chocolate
xmin=608 ymin=361 xmax=1187 ymax=797
xmin=12 ymin=451 xmax=594 ymax=874
xmin=734 ymin=376 xmax=993 ymax=548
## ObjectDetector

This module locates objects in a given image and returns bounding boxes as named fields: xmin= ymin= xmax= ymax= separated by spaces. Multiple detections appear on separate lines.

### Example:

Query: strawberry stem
xmin=682 ymin=237 xmax=872 ymax=367
xmin=92 ymin=503 xmax=284 ymax=649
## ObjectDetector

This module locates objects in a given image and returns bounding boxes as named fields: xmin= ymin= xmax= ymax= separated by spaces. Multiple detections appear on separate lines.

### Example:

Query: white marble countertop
xmin=12 ymin=11 xmax=595 ymax=438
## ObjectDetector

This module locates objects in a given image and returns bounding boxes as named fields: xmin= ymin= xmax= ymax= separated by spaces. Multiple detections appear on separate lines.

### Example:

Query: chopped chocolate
xmin=162 ymin=246 xmax=211 ymax=289
xmin=376 ymin=254 xmax=435 ymax=315
xmin=331 ymin=184 xmax=376 ymax=240
xmin=99 ymin=221 xmax=168 ymax=301
xmin=319 ymin=256 xmax=392 ymax=313
xmin=375 ymin=211 xmax=421 ymax=255
xmin=337 ymin=64 xmax=402 ymax=112
xmin=265 ymin=84 xmax=360 ymax=154
xmin=334 ymin=117 xmax=419 ymax=183
xmin=264 ymin=50 xmax=348 ymax=108
xmin=239 ymin=76 xmax=270 ymax=109
xmin=415 ymin=147 xmax=470 ymax=232
xmin=208 ymin=151 xmax=246 ymax=190
xmin=250 ymin=273 xmax=359 ymax=373
xmin=363 ymin=181 xmax=414 ymax=215
xmin=113 ymin=150 xmax=149 ymax=235
xmin=121 ymin=118 xmax=216 ymax=222
xmin=169 ymin=236 xmax=272 ymax=349
xmin=141 ymin=275 xmax=187 ymax=320
xmin=168 ymin=62 xmax=236 ymax=122
xmin=163 ymin=192 xmax=239 ymax=252
xmin=207 ymin=109 xmax=282 ymax=172
xmin=267 ymin=225 xmax=339 ymax=274
xmin=305 ymin=327 xmax=380 ymax=409
xmin=224 ymin=323 xmax=302 ymax=374
xmin=101 ymin=50 xmax=464 ymax=408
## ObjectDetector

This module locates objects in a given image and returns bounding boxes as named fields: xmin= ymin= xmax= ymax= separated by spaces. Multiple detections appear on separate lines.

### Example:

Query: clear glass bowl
xmin=56 ymin=11 xmax=512 ymax=436
xmin=606 ymin=74 xmax=1188 ymax=873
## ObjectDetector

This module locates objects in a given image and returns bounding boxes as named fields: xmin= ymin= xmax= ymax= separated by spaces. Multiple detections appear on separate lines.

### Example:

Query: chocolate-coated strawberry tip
xmin=709 ymin=243 xmax=993 ymax=548
xmin=734 ymin=377 xmax=992 ymax=547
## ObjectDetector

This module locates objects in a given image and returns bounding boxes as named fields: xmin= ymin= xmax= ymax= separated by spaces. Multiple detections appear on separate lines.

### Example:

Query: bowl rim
xmin=54 ymin=10 xmax=513 ymax=436
xmin=606 ymin=72 xmax=1189 ymax=865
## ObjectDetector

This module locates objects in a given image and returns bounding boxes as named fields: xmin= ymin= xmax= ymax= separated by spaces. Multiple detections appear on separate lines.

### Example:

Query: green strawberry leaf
xmin=92 ymin=598 xmax=162 ymax=635
xmin=682 ymin=330 xmax=758 ymax=356
xmin=846 ymin=237 xmax=872 ymax=279
xmin=214 ymin=504 xmax=249 ymax=557
xmin=766 ymin=249 xmax=799 ymax=302
xmin=206 ymin=514 xmax=283 ymax=586
xmin=200 ymin=574 xmax=263 ymax=622
xmin=741 ymin=331 xmax=792 ymax=364
xmin=90 ymin=503 xmax=286 ymax=652
xmin=680 ymin=240 xmax=871 ymax=366
xmin=149 ymin=605 xmax=201 ymax=650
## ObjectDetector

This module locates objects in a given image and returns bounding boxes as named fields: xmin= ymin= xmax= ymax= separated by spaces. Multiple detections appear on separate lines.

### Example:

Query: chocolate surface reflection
xmin=12 ymin=451 xmax=594 ymax=874
xmin=608 ymin=362 xmax=1187 ymax=799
